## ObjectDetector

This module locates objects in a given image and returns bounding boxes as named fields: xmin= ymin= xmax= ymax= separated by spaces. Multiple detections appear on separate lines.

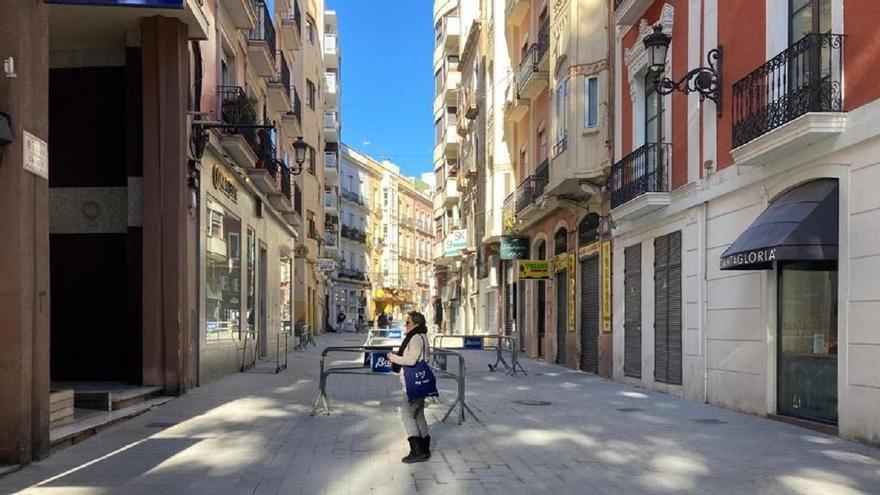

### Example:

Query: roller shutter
xmin=580 ymin=256 xmax=600 ymax=374
xmin=624 ymin=244 xmax=642 ymax=378
xmin=556 ymin=271 xmax=567 ymax=365
xmin=654 ymin=232 xmax=682 ymax=385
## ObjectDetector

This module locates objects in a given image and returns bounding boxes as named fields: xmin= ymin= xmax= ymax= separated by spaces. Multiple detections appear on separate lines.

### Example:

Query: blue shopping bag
xmin=404 ymin=360 xmax=439 ymax=401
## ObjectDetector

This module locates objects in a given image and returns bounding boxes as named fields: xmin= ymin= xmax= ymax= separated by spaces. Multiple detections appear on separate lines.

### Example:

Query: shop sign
xmin=720 ymin=248 xmax=776 ymax=269
xmin=517 ymin=260 xmax=550 ymax=280
xmin=500 ymin=236 xmax=529 ymax=260
xmin=578 ymin=242 xmax=600 ymax=259
xmin=568 ymin=253 xmax=576 ymax=332
xmin=212 ymin=166 xmax=238 ymax=203
xmin=463 ymin=336 xmax=483 ymax=349
xmin=23 ymin=131 xmax=48 ymax=180
xmin=601 ymin=241 xmax=612 ymax=333
xmin=47 ymin=0 xmax=184 ymax=7
xmin=444 ymin=229 xmax=467 ymax=256
xmin=555 ymin=253 xmax=569 ymax=273
xmin=316 ymin=258 xmax=336 ymax=272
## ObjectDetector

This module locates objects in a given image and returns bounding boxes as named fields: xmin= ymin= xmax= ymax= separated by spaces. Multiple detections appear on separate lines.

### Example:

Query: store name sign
xmin=517 ymin=260 xmax=550 ymax=280
xmin=500 ymin=236 xmax=529 ymax=260
xmin=317 ymin=258 xmax=336 ymax=272
xmin=212 ymin=166 xmax=238 ymax=203
xmin=720 ymin=248 xmax=776 ymax=269
xmin=23 ymin=131 xmax=48 ymax=180
xmin=444 ymin=229 xmax=467 ymax=256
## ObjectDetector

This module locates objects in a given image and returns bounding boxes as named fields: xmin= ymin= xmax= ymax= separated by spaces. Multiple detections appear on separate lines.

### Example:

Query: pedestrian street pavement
xmin=2 ymin=333 xmax=880 ymax=495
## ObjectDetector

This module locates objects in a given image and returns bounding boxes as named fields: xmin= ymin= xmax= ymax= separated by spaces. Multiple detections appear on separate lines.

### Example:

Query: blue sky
xmin=327 ymin=0 xmax=434 ymax=178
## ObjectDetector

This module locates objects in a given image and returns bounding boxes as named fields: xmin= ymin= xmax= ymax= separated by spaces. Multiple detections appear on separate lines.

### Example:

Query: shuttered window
xmin=580 ymin=256 xmax=600 ymax=374
xmin=624 ymin=244 xmax=642 ymax=378
xmin=654 ymin=231 xmax=682 ymax=385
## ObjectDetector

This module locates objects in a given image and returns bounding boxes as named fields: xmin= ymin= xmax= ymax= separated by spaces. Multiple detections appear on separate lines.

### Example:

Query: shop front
xmin=721 ymin=179 xmax=839 ymax=425
xmin=199 ymin=154 xmax=297 ymax=383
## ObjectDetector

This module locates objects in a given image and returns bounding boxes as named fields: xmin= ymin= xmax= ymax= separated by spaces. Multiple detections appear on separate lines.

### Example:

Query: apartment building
xmin=0 ymin=0 xmax=320 ymax=464
xmin=501 ymin=0 xmax=612 ymax=375
xmin=332 ymin=144 xmax=383 ymax=327
xmin=293 ymin=5 xmax=337 ymax=335
xmin=378 ymin=161 xmax=435 ymax=321
xmin=610 ymin=0 xmax=880 ymax=443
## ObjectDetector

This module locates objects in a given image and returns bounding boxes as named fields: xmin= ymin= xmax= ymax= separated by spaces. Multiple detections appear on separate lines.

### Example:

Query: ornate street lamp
xmin=292 ymin=136 xmax=308 ymax=175
xmin=643 ymin=25 xmax=723 ymax=117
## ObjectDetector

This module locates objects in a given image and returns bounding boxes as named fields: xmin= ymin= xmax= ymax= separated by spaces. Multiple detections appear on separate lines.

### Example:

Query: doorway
xmin=777 ymin=261 xmax=838 ymax=424
xmin=580 ymin=255 xmax=600 ymax=374
xmin=259 ymin=245 xmax=268 ymax=357
xmin=555 ymin=270 xmax=567 ymax=365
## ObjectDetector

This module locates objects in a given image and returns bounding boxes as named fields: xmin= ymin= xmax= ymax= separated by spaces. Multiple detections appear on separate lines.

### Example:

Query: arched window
xmin=537 ymin=239 xmax=547 ymax=260
xmin=578 ymin=213 xmax=600 ymax=246
xmin=554 ymin=227 xmax=568 ymax=255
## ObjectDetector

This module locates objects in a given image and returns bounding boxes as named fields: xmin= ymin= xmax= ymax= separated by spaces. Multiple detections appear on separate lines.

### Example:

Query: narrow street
xmin=1 ymin=334 xmax=878 ymax=495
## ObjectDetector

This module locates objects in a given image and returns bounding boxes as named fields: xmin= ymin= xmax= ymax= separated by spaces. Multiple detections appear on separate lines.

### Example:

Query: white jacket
xmin=388 ymin=333 xmax=429 ymax=385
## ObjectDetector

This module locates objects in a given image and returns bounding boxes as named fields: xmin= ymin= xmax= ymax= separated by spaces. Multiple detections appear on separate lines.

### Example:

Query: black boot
xmin=401 ymin=437 xmax=421 ymax=463
xmin=423 ymin=435 xmax=431 ymax=459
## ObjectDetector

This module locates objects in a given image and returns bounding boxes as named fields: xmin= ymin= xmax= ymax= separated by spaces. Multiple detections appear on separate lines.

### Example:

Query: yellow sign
xmin=601 ymin=241 xmax=612 ymax=333
xmin=555 ymin=253 xmax=568 ymax=272
xmin=579 ymin=242 xmax=600 ymax=259
xmin=517 ymin=260 xmax=551 ymax=280
xmin=568 ymin=253 xmax=576 ymax=332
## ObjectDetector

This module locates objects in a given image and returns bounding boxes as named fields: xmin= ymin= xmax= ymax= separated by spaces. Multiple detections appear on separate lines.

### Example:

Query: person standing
xmin=387 ymin=311 xmax=431 ymax=463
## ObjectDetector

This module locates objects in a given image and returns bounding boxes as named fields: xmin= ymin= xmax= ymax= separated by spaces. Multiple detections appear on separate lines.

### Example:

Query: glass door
xmin=777 ymin=261 xmax=838 ymax=424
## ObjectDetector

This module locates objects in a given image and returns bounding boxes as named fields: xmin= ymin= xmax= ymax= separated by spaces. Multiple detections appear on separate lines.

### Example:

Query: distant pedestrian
xmin=387 ymin=311 xmax=434 ymax=463
xmin=377 ymin=312 xmax=389 ymax=329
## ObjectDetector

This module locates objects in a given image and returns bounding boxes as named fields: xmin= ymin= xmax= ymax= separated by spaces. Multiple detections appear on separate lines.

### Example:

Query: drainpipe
xmin=700 ymin=200 xmax=709 ymax=404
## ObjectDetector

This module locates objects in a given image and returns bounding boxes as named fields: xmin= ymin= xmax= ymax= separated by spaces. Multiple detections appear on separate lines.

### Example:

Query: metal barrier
xmin=276 ymin=330 xmax=290 ymax=373
xmin=311 ymin=345 xmax=478 ymax=425
xmin=432 ymin=334 xmax=527 ymax=376
xmin=294 ymin=324 xmax=316 ymax=350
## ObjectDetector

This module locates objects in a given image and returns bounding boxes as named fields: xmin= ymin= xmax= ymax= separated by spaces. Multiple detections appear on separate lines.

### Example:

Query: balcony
xmin=445 ymin=69 xmax=461 ymax=106
xmin=444 ymin=177 xmax=459 ymax=207
xmin=324 ymin=33 xmax=338 ymax=68
xmin=324 ymin=152 xmax=338 ymax=186
xmin=505 ymin=0 xmax=529 ymax=27
xmin=537 ymin=22 xmax=550 ymax=72
xmin=338 ymin=267 xmax=368 ymax=282
xmin=609 ymin=143 xmax=671 ymax=220
xmin=732 ymin=33 xmax=845 ymax=165
xmin=282 ymin=87 xmax=302 ymax=135
xmin=324 ymin=189 xmax=338 ymax=215
xmin=218 ymin=86 xmax=264 ymax=167
xmin=614 ymin=0 xmax=652 ymax=26
xmin=443 ymin=16 xmax=460 ymax=52
xmin=518 ymin=43 xmax=548 ymax=99
xmin=221 ymin=0 xmax=257 ymax=30
xmin=514 ymin=159 xmax=549 ymax=215
xmin=283 ymin=182 xmax=302 ymax=226
xmin=279 ymin=0 xmax=301 ymax=51
xmin=322 ymin=231 xmax=339 ymax=257
xmin=341 ymin=225 xmax=367 ymax=244
xmin=324 ymin=71 xmax=338 ymax=108
xmin=267 ymin=55 xmax=292 ymax=112
xmin=248 ymin=129 xmax=279 ymax=192
xmin=247 ymin=1 xmax=276 ymax=77
xmin=267 ymin=162 xmax=292 ymax=212
xmin=503 ymin=81 xmax=529 ymax=122
xmin=340 ymin=188 xmax=366 ymax=207
xmin=443 ymin=123 xmax=459 ymax=158
xmin=323 ymin=112 xmax=339 ymax=142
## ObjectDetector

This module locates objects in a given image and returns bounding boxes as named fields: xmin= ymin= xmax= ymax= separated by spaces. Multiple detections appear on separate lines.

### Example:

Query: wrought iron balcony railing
xmin=338 ymin=268 xmax=367 ymax=281
xmin=271 ymin=54 xmax=291 ymax=96
xmin=279 ymin=161 xmax=291 ymax=201
xmin=513 ymin=159 xmax=550 ymax=215
xmin=609 ymin=142 xmax=671 ymax=209
xmin=732 ymin=33 xmax=844 ymax=148
xmin=218 ymin=85 xmax=270 ymax=160
xmin=537 ymin=23 xmax=550 ymax=62
xmin=517 ymin=43 xmax=541 ymax=93
xmin=292 ymin=87 xmax=302 ymax=125
xmin=293 ymin=182 xmax=302 ymax=215
xmin=249 ymin=0 xmax=276 ymax=52
xmin=283 ymin=0 xmax=302 ymax=35
xmin=534 ymin=159 xmax=550 ymax=197
xmin=340 ymin=188 xmax=365 ymax=206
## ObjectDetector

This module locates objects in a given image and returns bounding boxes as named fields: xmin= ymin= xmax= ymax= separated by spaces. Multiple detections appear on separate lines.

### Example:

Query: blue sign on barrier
xmin=388 ymin=330 xmax=402 ymax=339
xmin=463 ymin=336 xmax=483 ymax=349
xmin=370 ymin=353 xmax=393 ymax=373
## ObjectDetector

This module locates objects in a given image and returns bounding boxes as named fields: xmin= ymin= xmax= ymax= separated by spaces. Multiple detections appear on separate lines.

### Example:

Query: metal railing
xmin=614 ymin=0 xmax=625 ymax=9
xmin=432 ymin=334 xmax=527 ymax=376
xmin=609 ymin=142 xmax=671 ymax=208
xmin=514 ymin=176 xmax=533 ymax=214
xmin=282 ymin=0 xmax=301 ymax=35
xmin=732 ymin=33 xmax=844 ymax=148
xmin=279 ymin=162 xmax=291 ymax=201
xmin=294 ymin=323 xmax=316 ymax=350
xmin=218 ymin=85 xmax=261 ymax=157
xmin=537 ymin=23 xmax=550 ymax=62
xmin=517 ymin=43 xmax=542 ymax=94
xmin=312 ymin=346 xmax=477 ymax=424
xmin=338 ymin=268 xmax=367 ymax=281
xmin=553 ymin=134 xmax=568 ymax=157
xmin=272 ymin=54 xmax=291 ymax=96
xmin=340 ymin=188 xmax=365 ymax=205
xmin=249 ymin=0 xmax=276 ymax=52
xmin=340 ymin=224 xmax=367 ymax=242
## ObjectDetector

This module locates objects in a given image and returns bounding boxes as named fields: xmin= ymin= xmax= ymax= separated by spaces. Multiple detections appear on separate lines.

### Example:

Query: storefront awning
xmin=720 ymin=179 xmax=838 ymax=270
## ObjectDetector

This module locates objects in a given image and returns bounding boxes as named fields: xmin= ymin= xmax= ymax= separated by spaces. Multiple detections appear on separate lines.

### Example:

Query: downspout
xmin=700 ymin=200 xmax=708 ymax=404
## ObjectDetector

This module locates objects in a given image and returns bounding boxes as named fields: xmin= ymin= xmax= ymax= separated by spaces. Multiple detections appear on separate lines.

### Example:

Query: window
xmin=307 ymin=210 xmax=317 ymax=239
xmin=434 ymin=19 xmax=443 ymax=44
xmin=434 ymin=117 xmax=443 ymax=142
xmin=555 ymin=76 xmax=569 ymax=149
xmin=585 ymin=76 xmax=599 ymax=128
xmin=645 ymin=69 xmax=663 ymax=144
xmin=306 ymin=79 xmax=316 ymax=109
xmin=435 ymin=68 xmax=443 ymax=96
xmin=306 ymin=16 xmax=316 ymax=45
xmin=308 ymin=146 xmax=316 ymax=175
xmin=246 ymin=228 xmax=255 ymax=337
xmin=206 ymin=197 xmax=242 ymax=341
xmin=790 ymin=0 xmax=831 ymax=44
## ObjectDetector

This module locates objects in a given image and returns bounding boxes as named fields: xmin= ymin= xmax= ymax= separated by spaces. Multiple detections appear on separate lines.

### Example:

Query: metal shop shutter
xmin=624 ymin=244 xmax=642 ymax=378
xmin=504 ymin=283 xmax=514 ymax=335
xmin=580 ymin=256 xmax=600 ymax=374
xmin=517 ymin=281 xmax=526 ymax=352
xmin=654 ymin=231 xmax=682 ymax=385
xmin=556 ymin=271 xmax=567 ymax=365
